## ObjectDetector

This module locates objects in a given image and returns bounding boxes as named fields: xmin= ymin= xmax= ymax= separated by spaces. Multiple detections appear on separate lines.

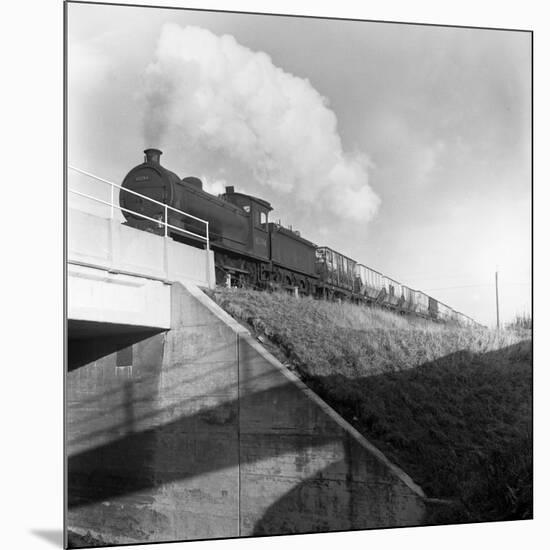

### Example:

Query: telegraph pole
xmin=495 ymin=271 xmax=500 ymax=329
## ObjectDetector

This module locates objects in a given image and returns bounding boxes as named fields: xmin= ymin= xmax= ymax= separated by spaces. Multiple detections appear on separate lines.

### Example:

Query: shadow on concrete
xmin=68 ymin=379 xmax=336 ymax=509
xmin=67 ymin=338 xmax=532 ymax=535
xmin=30 ymin=529 xmax=64 ymax=547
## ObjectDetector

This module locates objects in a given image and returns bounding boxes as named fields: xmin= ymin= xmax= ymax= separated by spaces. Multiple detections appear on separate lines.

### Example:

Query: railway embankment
xmin=209 ymin=288 xmax=533 ymax=524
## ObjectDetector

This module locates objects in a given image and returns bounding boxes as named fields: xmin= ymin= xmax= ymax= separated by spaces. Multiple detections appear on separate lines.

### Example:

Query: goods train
xmin=120 ymin=148 xmax=478 ymax=327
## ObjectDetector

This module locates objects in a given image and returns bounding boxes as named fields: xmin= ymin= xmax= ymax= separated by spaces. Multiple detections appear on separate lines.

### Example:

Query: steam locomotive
xmin=120 ymin=148 xmax=478 ymax=327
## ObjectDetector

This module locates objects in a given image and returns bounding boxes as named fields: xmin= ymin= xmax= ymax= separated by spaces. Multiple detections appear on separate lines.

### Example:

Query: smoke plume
xmin=143 ymin=24 xmax=380 ymax=223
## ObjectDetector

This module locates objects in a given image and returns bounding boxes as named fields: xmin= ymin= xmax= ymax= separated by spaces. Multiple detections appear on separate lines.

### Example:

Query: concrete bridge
xmin=67 ymin=207 xmax=215 ymax=338
xmin=67 ymin=197 xmax=427 ymax=546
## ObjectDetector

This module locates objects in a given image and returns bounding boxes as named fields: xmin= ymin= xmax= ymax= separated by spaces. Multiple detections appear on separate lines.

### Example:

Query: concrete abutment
xmin=67 ymin=282 xmax=426 ymax=546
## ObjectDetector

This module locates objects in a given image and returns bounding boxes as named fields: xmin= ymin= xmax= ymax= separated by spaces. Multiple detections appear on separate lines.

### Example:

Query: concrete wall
xmin=68 ymin=263 xmax=171 ymax=329
xmin=67 ymin=283 xmax=426 ymax=546
xmin=68 ymin=208 xmax=215 ymax=288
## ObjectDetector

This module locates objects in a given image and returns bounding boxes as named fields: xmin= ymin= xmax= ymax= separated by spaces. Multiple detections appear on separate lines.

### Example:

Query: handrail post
xmin=205 ymin=221 xmax=211 ymax=287
xmin=110 ymin=183 xmax=114 ymax=219
xmin=164 ymin=204 xmax=168 ymax=238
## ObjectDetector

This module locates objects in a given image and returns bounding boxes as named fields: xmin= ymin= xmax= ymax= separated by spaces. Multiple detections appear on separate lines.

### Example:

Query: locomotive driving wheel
xmin=272 ymin=269 xmax=282 ymax=284
xmin=215 ymin=264 xmax=228 ymax=286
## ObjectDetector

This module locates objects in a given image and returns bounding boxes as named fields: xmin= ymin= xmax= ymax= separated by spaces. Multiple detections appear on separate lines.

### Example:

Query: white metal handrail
xmin=68 ymin=165 xmax=210 ymax=251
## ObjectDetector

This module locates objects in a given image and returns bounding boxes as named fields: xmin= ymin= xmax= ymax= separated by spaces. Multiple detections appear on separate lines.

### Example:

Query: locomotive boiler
xmin=121 ymin=149 xmax=263 ymax=252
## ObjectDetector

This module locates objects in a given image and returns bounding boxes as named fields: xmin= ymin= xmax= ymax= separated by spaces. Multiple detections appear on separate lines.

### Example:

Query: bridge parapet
xmin=68 ymin=208 xmax=215 ymax=331
xmin=68 ymin=208 xmax=215 ymax=288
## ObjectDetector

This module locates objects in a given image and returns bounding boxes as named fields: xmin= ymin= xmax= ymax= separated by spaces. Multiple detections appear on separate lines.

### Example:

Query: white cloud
xmin=141 ymin=24 xmax=380 ymax=222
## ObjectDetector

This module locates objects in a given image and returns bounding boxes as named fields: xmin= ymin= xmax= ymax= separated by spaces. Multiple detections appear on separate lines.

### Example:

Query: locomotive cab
xmin=221 ymin=186 xmax=272 ymax=259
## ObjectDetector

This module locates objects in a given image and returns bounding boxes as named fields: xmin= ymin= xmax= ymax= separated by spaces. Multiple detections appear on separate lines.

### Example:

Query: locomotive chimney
xmin=225 ymin=185 xmax=234 ymax=194
xmin=144 ymin=148 xmax=162 ymax=164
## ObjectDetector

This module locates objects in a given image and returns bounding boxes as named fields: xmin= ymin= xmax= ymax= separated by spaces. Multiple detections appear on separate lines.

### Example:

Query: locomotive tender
xmin=120 ymin=149 xmax=477 ymax=327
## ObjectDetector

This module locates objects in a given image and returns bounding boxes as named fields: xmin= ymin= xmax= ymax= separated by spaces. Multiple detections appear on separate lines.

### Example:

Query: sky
xmin=67 ymin=1 xmax=532 ymax=327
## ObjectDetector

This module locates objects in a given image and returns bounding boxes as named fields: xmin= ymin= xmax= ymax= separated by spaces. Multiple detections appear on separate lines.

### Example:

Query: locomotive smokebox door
xmin=119 ymin=148 xmax=180 ymax=233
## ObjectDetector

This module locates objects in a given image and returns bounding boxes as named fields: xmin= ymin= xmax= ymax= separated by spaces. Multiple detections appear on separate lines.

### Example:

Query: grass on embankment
xmin=209 ymin=288 xmax=532 ymax=524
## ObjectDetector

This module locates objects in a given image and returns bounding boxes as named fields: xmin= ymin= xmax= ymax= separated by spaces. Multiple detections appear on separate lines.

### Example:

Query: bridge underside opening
xmin=67 ymin=320 xmax=165 ymax=373
xmin=68 ymin=319 xmax=166 ymax=339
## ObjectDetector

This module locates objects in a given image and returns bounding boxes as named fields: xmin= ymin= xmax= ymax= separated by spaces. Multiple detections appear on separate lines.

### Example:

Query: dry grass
xmin=209 ymin=288 xmax=532 ymax=524
xmin=210 ymin=288 xmax=528 ymax=377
